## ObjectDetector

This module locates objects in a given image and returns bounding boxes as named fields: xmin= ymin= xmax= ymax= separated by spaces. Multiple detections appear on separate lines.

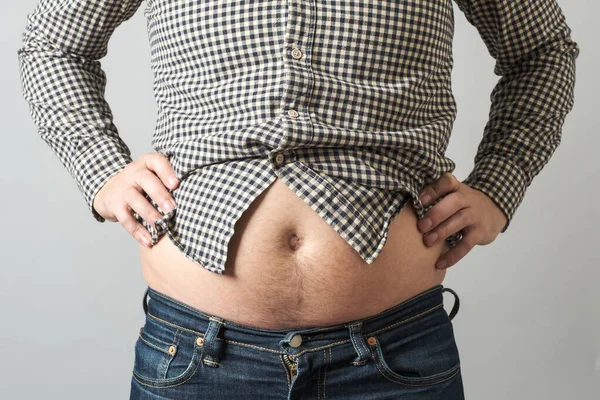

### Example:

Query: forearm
xmin=454 ymin=0 xmax=580 ymax=232
xmin=16 ymin=0 xmax=143 ymax=222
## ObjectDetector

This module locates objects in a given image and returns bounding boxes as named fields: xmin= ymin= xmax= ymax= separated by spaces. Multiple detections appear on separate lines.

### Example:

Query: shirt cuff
xmin=461 ymin=153 xmax=529 ymax=233
xmin=72 ymin=141 xmax=134 ymax=223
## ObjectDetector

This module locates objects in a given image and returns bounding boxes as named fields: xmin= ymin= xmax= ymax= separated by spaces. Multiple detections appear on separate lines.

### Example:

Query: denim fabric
xmin=129 ymin=284 xmax=464 ymax=399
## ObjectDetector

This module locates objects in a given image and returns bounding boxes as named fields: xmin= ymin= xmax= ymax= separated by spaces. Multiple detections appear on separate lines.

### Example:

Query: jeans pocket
xmin=366 ymin=306 xmax=461 ymax=387
xmin=132 ymin=316 xmax=203 ymax=388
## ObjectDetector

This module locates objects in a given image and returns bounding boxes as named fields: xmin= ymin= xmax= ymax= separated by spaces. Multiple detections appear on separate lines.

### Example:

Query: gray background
xmin=2 ymin=1 xmax=598 ymax=398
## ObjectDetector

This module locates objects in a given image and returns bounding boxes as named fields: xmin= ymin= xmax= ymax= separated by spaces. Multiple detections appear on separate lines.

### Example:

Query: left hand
xmin=417 ymin=172 xmax=508 ymax=270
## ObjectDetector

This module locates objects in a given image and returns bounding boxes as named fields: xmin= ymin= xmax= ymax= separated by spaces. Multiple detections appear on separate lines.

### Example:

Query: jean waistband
xmin=141 ymin=284 xmax=459 ymax=356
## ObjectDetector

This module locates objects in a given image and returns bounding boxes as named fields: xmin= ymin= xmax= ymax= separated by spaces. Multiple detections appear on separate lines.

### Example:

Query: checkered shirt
xmin=17 ymin=0 xmax=580 ymax=274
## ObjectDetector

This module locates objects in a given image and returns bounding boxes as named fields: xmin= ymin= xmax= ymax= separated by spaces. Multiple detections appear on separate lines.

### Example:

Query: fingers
xmin=95 ymin=152 xmax=180 ymax=249
xmin=417 ymin=190 xmax=468 ymax=235
xmin=416 ymin=173 xmax=501 ymax=270
xmin=424 ymin=208 xmax=472 ymax=247
xmin=144 ymin=153 xmax=180 ymax=190
xmin=419 ymin=172 xmax=460 ymax=206
xmin=114 ymin=204 xmax=153 ymax=247
xmin=125 ymin=185 xmax=165 ymax=229
xmin=435 ymin=228 xmax=475 ymax=269
xmin=132 ymin=165 xmax=178 ymax=218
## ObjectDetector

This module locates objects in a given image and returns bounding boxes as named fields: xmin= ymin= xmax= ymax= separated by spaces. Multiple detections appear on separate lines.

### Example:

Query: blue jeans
xmin=129 ymin=284 xmax=464 ymax=399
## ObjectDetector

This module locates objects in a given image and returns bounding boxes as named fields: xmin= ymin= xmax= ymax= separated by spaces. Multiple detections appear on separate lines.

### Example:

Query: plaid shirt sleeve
xmin=16 ymin=0 xmax=143 ymax=222
xmin=454 ymin=0 xmax=581 ymax=233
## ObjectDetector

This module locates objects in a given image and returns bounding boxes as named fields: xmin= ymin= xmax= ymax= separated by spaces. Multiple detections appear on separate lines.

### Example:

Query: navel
xmin=288 ymin=233 xmax=302 ymax=251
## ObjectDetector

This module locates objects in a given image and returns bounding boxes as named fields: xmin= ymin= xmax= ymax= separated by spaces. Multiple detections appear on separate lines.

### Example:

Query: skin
xmin=417 ymin=172 xmax=508 ymax=270
xmin=94 ymin=153 xmax=507 ymax=329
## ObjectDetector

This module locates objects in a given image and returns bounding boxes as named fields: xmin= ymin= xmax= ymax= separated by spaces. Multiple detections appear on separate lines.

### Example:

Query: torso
xmin=139 ymin=177 xmax=450 ymax=329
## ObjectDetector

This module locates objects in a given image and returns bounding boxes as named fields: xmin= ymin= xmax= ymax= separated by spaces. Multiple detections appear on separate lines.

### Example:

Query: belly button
xmin=288 ymin=233 xmax=301 ymax=251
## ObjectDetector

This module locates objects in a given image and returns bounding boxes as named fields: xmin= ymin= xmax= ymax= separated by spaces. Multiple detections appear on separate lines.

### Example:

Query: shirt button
xmin=289 ymin=334 xmax=303 ymax=347
xmin=287 ymin=109 xmax=299 ymax=118
xmin=275 ymin=153 xmax=285 ymax=165
xmin=291 ymin=47 xmax=303 ymax=59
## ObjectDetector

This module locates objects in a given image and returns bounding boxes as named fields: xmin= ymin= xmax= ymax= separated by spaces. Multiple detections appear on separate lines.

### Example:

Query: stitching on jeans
xmin=349 ymin=326 xmax=364 ymax=360
xmin=132 ymin=363 xmax=198 ymax=389
xmin=368 ymin=337 xmax=462 ymax=386
xmin=351 ymin=285 xmax=443 ymax=324
xmin=318 ymin=351 xmax=322 ymax=399
xmin=203 ymin=359 xmax=220 ymax=366
xmin=364 ymin=304 xmax=444 ymax=337
xmin=291 ymin=339 xmax=350 ymax=356
xmin=144 ymin=315 xmax=352 ymax=355
xmin=222 ymin=337 xmax=352 ymax=356
xmin=205 ymin=321 xmax=215 ymax=358
xmin=372 ymin=353 xmax=461 ymax=387
xmin=221 ymin=338 xmax=285 ymax=354
xmin=171 ymin=328 xmax=180 ymax=355
xmin=148 ymin=289 xmax=226 ymax=323
xmin=132 ymin=342 xmax=202 ymax=388
xmin=324 ymin=347 xmax=331 ymax=400
xmin=147 ymin=300 xmax=444 ymax=356
xmin=138 ymin=334 xmax=171 ymax=355
xmin=148 ymin=312 xmax=205 ymax=337
xmin=209 ymin=320 xmax=223 ymax=359
xmin=147 ymin=284 xmax=442 ymax=330
xmin=204 ymin=320 xmax=218 ymax=363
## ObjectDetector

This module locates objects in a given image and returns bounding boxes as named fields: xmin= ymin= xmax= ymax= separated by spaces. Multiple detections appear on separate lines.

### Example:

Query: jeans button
xmin=289 ymin=334 xmax=303 ymax=347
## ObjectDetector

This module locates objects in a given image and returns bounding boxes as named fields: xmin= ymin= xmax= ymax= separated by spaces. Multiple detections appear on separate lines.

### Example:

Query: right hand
xmin=92 ymin=152 xmax=180 ymax=248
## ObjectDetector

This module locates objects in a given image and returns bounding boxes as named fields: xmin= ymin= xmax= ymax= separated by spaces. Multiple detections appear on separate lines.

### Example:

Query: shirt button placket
xmin=281 ymin=1 xmax=315 ymax=146
xmin=286 ymin=46 xmax=303 ymax=120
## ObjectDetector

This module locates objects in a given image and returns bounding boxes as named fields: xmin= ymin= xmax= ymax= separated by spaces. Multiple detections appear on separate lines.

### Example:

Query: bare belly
xmin=139 ymin=177 xmax=451 ymax=329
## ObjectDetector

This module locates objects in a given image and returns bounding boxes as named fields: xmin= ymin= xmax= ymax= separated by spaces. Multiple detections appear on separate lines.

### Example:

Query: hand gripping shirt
xmin=17 ymin=0 xmax=580 ymax=274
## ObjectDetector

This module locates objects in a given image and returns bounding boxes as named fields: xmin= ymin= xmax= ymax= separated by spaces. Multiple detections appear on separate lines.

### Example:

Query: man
xmin=17 ymin=0 xmax=579 ymax=398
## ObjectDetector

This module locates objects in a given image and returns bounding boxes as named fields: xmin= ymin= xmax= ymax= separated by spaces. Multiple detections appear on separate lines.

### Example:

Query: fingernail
xmin=421 ymin=217 xmax=432 ymax=231
xmin=436 ymin=259 xmax=447 ymax=269
xmin=427 ymin=232 xmax=438 ymax=245
xmin=169 ymin=175 xmax=179 ymax=187
xmin=420 ymin=193 xmax=431 ymax=204
xmin=162 ymin=199 xmax=175 ymax=213
xmin=142 ymin=236 xmax=152 ymax=248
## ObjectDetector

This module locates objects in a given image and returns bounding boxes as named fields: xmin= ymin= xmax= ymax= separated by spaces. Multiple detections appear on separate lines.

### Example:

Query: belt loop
xmin=201 ymin=317 xmax=225 ymax=367
xmin=142 ymin=287 xmax=150 ymax=315
xmin=347 ymin=322 xmax=371 ymax=366
xmin=441 ymin=287 xmax=460 ymax=321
